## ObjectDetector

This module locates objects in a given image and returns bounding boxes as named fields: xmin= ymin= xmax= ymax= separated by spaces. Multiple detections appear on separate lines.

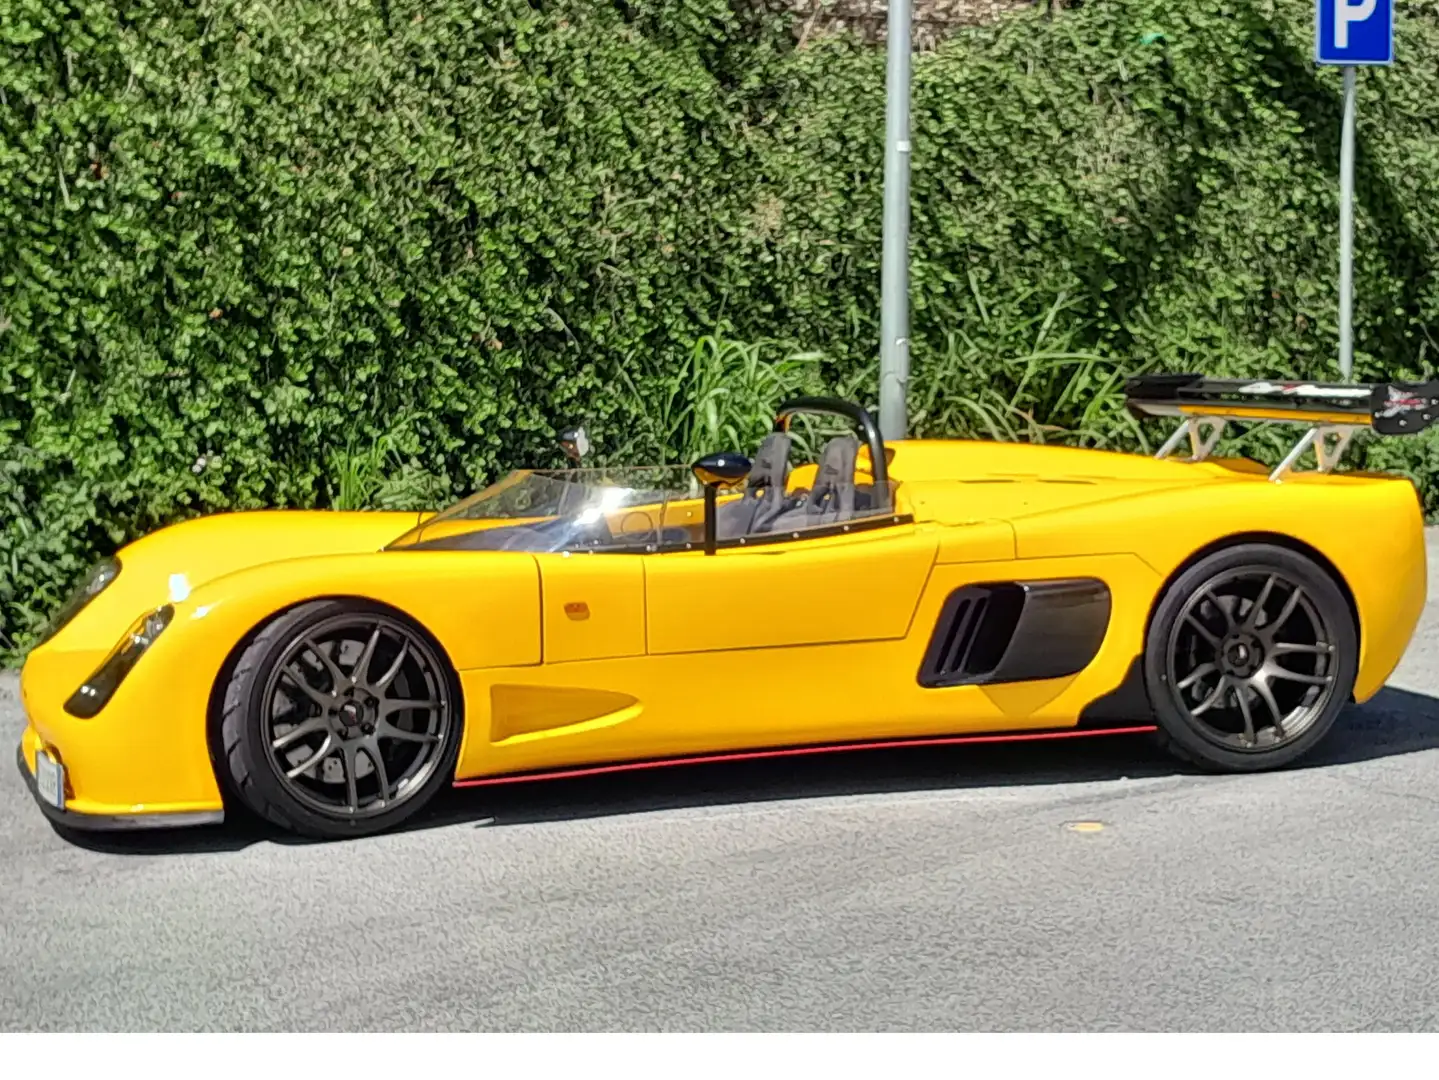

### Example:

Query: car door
xmin=642 ymin=522 xmax=939 ymax=655
xmin=533 ymin=552 xmax=647 ymax=663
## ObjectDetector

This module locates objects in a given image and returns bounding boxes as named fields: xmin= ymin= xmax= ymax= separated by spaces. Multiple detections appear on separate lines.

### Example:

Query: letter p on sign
xmin=1315 ymin=0 xmax=1394 ymax=66
xmin=1337 ymin=0 xmax=1376 ymax=48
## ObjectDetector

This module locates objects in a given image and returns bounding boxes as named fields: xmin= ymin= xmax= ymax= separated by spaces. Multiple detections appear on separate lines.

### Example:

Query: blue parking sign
xmin=1316 ymin=0 xmax=1395 ymax=65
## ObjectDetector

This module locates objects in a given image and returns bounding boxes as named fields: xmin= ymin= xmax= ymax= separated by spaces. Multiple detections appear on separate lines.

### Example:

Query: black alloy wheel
xmin=219 ymin=599 xmax=462 ymax=839
xmin=1144 ymin=543 xmax=1357 ymax=772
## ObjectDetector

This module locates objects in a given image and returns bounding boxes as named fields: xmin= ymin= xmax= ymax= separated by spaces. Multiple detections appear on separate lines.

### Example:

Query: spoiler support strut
xmin=1153 ymin=414 xmax=1361 ymax=482
xmin=1266 ymin=425 xmax=1359 ymax=482
xmin=1154 ymin=416 xmax=1227 ymax=465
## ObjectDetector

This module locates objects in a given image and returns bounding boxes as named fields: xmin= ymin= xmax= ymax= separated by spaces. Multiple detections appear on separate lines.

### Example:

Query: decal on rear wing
xmin=1123 ymin=374 xmax=1439 ymax=481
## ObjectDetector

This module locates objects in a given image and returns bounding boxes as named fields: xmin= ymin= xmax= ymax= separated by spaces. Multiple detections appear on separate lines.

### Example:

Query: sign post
xmin=878 ymin=0 xmax=913 ymax=442
xmin=1315 ymin=0 xmax=1395 ymax=379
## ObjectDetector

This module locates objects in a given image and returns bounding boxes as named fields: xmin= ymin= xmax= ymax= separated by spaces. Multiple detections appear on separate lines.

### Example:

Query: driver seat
xmin=714 ymin=432 xmax=792 ymax=540
xmin=762 ymin=434 xmax=859 ymax=533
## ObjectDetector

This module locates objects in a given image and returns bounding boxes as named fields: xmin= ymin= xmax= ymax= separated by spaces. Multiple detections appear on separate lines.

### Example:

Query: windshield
xmin=387 ymin=467 xmax=705 ymax=553
xmin=388 ymin=451 xmax=902 ymax=556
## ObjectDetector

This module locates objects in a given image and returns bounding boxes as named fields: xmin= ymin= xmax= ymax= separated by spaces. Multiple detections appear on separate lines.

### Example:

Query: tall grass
xmin=907 ymin=289 xmax=1155 ymax=451
xmin=608 ymin=333 xmax=830 ymax=464
xmin=600 ymin=305 xmax=1149 ymax=471
xmin=325 ymin=433 xmax=451 ymax=512
xmin=320 ymin=308 xmax=1157 ymax=512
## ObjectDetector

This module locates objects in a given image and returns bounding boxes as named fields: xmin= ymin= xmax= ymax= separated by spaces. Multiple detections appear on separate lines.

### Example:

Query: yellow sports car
xmin=16 ymin=378 xmax=1437 ymax=839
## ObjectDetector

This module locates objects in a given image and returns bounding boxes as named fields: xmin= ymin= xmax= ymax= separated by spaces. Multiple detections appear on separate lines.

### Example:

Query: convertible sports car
xmin=16 ymin=376 xmax=1439 ymax=839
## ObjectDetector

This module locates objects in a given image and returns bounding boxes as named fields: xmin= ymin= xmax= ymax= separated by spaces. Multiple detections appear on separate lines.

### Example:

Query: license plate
xmin=34 ymin=750 xmax=65 ymax=810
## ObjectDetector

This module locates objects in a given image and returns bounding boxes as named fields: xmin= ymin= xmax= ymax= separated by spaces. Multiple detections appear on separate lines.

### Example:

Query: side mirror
xmin=691 ymin=452 xmax=751 ymax=555
xmin=558 ymin=426 xmax=590 ymax=463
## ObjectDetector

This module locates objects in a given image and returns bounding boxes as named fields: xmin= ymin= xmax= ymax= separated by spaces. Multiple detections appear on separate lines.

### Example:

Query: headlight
xmin=64 ymin=604 xmax=173 ymax=719
xmin=38 ymin=557 xmax=122 ymax=645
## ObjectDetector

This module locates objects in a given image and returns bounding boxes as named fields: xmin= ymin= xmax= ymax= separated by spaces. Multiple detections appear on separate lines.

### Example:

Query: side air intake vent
xmin=918 ymin=579 xmax=1112 ymax=689
xmin=931 ymin=594 xmax=986 ymax=676
xmin=919 ymin=585 xmax=1026 ymax=687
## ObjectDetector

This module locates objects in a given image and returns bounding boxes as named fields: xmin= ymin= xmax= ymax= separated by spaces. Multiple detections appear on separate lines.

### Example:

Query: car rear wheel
xmin=219 ymin=599 xmax=462 ymax=839
xmin=1143 ymin=543 xmax=1357 ymax=772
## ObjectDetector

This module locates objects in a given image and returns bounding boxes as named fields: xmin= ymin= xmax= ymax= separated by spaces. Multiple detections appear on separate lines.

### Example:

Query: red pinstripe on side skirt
xmin=452 ymin=724 xmax=1159 ymax=788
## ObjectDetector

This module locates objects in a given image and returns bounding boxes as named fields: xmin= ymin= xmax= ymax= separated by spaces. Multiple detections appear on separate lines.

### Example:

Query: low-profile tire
xmin=219 ymin=599 xmax=463 ymax=840
xmin=1143 ymin=543 xmax=1357 ymax=773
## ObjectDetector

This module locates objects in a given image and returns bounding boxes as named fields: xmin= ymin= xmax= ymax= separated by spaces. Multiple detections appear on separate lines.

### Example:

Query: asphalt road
xmin=5 ymin=534 xmax=1439 ymax=1031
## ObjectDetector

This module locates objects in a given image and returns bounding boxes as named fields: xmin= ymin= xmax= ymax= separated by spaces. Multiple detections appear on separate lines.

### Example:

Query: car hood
xmin=48 ymin=510 xmax=427 ymax=652
xmin=128 ymin=508 xmax=427 ymax=590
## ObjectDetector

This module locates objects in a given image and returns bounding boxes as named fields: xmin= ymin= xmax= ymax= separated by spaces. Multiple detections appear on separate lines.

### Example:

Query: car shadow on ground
xmin=49 ymin=685 xmax=1439 ymax=856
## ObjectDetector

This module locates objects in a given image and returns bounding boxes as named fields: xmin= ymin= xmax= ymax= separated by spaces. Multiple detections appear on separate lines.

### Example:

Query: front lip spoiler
xmin=15 ymin=744 xmax=225 ymax=832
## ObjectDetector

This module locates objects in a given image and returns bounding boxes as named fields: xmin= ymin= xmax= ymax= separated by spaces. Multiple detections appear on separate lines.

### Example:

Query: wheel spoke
xmin=282 ymin=664 xmax=333 ymax=708
xmin=1243 ymin=574 xmax=1277 ymax=631
xmin=376 ymin=719 xmax=440 ymax=744
xmin=1268 ymin=586 xmax=1305 ymax=636
xmin=1184 ymin=613 xmax=1220 ymax=648
xmin=341 ymin=744 xmax=360 ymax=813
xmin=1250 ymin=675 xmax=1286 ymax=737
xmin=353 ymin=625 xmax=383 ymax=690
xmin=1271 ymin=642 xmax=1333 ymax=657
xmin=379 ymin=697 xmax=440 ymax=718
xmin=285 ymin=735 xmax=335 ymax=779
xmin=1191 ymin=676 xmax=1230 ymax=716
xmin=1268 ymin=666 xmax=1333 ymax=688
xmin=374 ymin=640 xmax=410 ymax=692
xmin=1235 ymin=683 xmax=1257 ymax=745
xmin=1176 ymin=662 xmax=1218 ymax=692
xmin=305 ymin=636 xmax=351 ymax=693
xmin=365 ymin=744 xmax=391 ymax=806
xmin=271 ymin=715 xmax=328 ymax=751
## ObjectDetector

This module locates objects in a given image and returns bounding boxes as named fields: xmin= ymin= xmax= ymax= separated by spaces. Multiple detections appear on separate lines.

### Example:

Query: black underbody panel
xmin=1076 ymin=656 xmax=1154 ymax=726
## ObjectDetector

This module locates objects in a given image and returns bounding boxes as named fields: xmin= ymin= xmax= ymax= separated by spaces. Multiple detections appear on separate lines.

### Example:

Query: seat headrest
xmin=747 ymin=432 xmax=792 ymax=492
xmin=812 ymin=434 xmax=859 ymax=497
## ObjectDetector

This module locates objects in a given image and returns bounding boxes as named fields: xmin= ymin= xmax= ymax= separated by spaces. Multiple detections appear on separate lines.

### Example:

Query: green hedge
xmin=5 ymin=0 xmax=1439 ymax=656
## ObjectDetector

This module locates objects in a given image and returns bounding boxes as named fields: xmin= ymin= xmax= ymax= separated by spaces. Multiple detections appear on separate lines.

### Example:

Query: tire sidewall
xmin=230 ymin=599 xmax=464 ymax=839
xmin=1144 ymin=544 xmax=1358 ymax=772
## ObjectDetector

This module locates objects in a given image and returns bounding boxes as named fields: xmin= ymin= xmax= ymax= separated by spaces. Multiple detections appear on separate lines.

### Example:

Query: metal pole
xmin=1338 ymin=65 xmax=1358 ymax=379
xmin=877 ymin=0 xmax=913 ymax=441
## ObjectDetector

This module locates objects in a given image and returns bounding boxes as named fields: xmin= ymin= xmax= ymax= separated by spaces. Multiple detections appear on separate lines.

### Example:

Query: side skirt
xmin=452 ymin=723 xmax=1159 ymax=790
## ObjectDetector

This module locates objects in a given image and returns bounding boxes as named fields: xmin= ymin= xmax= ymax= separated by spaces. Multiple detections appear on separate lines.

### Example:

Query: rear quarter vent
xmin=918 ymin=580 xmax=1112 ymax=688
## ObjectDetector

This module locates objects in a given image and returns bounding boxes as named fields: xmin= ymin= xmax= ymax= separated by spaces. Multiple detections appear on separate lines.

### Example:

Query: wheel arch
xmin=202 ymin=594 xmax=466 ymax=808
xmin=1080 ymin=530 xmax=1365 ymax=728
xmin=1144 ymin=530 xmax=1361 ymax=668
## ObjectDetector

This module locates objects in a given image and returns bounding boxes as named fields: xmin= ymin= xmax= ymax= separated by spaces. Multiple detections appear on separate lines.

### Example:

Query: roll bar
xmin=772 ymin=396 xmax=890 ymax=491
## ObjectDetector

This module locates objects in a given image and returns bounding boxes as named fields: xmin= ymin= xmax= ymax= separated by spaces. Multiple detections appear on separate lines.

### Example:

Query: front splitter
xmin=15 ymin=743 xmax=225 ymax=832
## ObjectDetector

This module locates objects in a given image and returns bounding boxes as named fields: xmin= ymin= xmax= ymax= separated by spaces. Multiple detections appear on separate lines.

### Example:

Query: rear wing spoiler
xmin=1124 ymin=374 xmax=1439 ymax=481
